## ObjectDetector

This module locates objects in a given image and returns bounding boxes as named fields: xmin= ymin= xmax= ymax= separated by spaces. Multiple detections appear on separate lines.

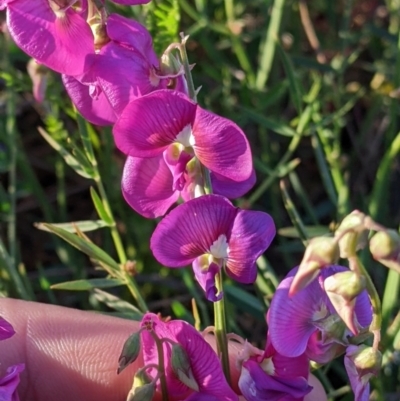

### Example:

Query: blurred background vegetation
xmin=1 ymin=0 xmax=400 ymax=399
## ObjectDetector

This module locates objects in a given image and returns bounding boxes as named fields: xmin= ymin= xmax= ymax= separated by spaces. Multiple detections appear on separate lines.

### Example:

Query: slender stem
xmin=94 ymin=176 xmax=148 ymax=313
xmin=179 ymin=35 xmax=197 ymax=102
xmin=150 ymin=331 xmax=168 ymax=401
xmin=255 ymin=0 xmax=286 ymax=89
xmin=349 ymin=255 xmax=382 ymax=349
xmin=213 ymin=271 xmax=231 ymax=384
xmin=2 ymin=34 xmax=29 ymax=300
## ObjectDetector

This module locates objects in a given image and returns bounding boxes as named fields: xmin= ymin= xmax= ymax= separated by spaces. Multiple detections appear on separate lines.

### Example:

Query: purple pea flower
xmin=0 ymin=317 xmax=15 ymax=340
xmin=268 ymin=265 xmax=372 ymax=364
xmin=238 ymin=338 xmax=312 ymax=401
xmin=140 ymin=313 xmax=238 ymax=401
xmin=1 ymin=0 xmax=94 ymax=76
xmin=63 ymin=13 xmax=165 ymax=126
xmin=0 ymin=364 xmax=24 ymax=401
xmin=121 ymin=154 xmax=256 ymax=218
xmin=113 ymin=89 xmax=253 ymax=184
xmin=150 ymin=194 xmax=275 ymax=301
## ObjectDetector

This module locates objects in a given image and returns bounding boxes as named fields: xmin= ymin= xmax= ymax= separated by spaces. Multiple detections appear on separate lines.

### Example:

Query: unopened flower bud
xmin=118 ymin=332 xmax=141 ymax=374
xmin=127 ymin=370 xmax=155 ymax=401
xmin=160 ymin=52 xmax=182 ymax=76
xmin=324 ymin=272 xmax=367 ymax=335
xmin=27 ymin=59 xmax=48 ymax=103
xmin=347 ymin=345 xmax=382 ymax=376
xmin=335 ymin=211 xmax=384 ymax=257
xmin=289 ymin=237 xmax=339 ymax=295
xmin=324 ymin=271 xmax=366 ymax=301
xmin=370 ymin=230 xmax=400 ymax=273
xmin=171 ymin=343 xmax=199 ymax=391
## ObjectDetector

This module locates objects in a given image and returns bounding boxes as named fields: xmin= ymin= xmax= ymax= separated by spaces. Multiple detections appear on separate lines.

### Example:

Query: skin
xmin=0 ymin=298 xmax=327 ymax=401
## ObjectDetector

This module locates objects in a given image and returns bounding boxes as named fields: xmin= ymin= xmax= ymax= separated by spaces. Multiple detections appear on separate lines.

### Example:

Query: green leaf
xmin=40 ymin=223 xmax=120 ymax=274
xmin=241 ymin=107 xmax=297 ymax=137
xmin=146 ymin=0 xmax=180 ymax=54
xmin=93 ymin=289 xmax=143 ymax=320
xmin=38 ymin=127 xmax=94 ymax=179
xmin=35 ymin=220 xmax=108 ymax=233
xmin=90 ymin=187 xmax=113 ymax=225
xmin=225 ymin=285 xmax=265 ymax=320
xmin=278 ymin=226 xmax=330 ymax=238
xmin=277 ymin=45 xmax=304 ymax=114
xmin=51 ymin=278 xmax=124 ymax=291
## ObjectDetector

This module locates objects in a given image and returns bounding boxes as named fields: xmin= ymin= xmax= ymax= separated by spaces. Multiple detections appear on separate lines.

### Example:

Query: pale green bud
xmin=324 ymin=272 xmax=366 ymax=335
xmin=324 ymin=271 xmax=366 ymax=301
xmin=289 ymin=237 xmax=339 ymax=295
xmin=335 ymin=211 xmax=369 ymax=258
xmin=370 ymin=230 xmax=400 ymax=261
xmin=349 ymin=345 xmax=382 ymax=376
xmin=171 ymin=343 xmax=199 ymax=391
xmin=118 ymin=332 xmax=141 ymax=374
xmin=127 ymin=382 xmax=155 ymax=401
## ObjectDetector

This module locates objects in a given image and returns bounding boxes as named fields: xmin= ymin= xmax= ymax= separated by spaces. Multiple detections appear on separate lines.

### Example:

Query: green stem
xmin=349 ymin=255 xmax=382 ymax=349
xmin=179 ymin=37 xmax=197 ymax=102
xmin=255 ymin=0 xmax=286 ymax=89
xmin=2 ymin=35 xmax=29 ymax=300
xmin=94 ymin=176 xmax=148 ymax=313
xmin=150 ymin=332 xmax=168 ymax=401
xmin=213 ymin=272 xmax=231 ymax=384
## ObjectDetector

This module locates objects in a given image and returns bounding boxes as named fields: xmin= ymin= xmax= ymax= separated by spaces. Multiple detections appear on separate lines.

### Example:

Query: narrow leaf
xmin=35 ymin=220 xmax=108 ymax=233
xmin=90 ymin=187 xmax=113 ymax=225
xmin=37 ymin=127 xmax=94 ymax=179
xmin=41 ymin=223 xmax=120 ymax=273
xmin=51 ymin=278 xmax=124 ymax=291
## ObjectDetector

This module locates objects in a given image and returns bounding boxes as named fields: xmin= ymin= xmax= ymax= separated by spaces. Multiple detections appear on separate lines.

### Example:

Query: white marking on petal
xmin=209 ymin=235 xmax=229 ymax=259
xmin=260 ymin=357 xmax=275 ymax=375
xmin=176 ymin=124 xmax=195 ymax=147
xmin=312 ymin=303 xmax=329 ymax=321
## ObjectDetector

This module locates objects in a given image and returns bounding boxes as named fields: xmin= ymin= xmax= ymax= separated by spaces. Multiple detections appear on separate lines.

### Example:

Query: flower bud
xmin=289 ymin=237 xmax=339 ymax=295
xmin=324 ymin=271 xmax=366 ymax=301
xmin=324 ymin=272 xmax=367 ymax=335
xmin=127 ymin=370 xmax=155 ymax=401
xmin=335 ymin=211 xmax=369 ymax=257
xmin=369 ymin=230 xmax=400 ymax=272
xmin=347 ymin=345 xmax=382 ymax=376
xmin=27 ymin=59 xmax=48 ymax=103
xmin=117 ymin=332 xmax=141 ymax=374
xmin=171 ymin=343 xmax=199 ymax=391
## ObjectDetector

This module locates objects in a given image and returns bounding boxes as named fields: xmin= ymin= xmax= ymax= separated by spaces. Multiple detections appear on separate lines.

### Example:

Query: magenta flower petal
xmin=211 ymin=170 xmax=256 ymax=199
xmin=114 ymin=90 xmax=197 ymax=157
xmin=226 ymin=209 xmax=275 ymax=283
xmin=105 ymin=14 xmax=157 ymax=65
xmin=92 ymin=44 xmax=163 ymax=116
xmin=150 ymin=195 xmax=237 ymax=266
xmin=193 ymin=108 xmax=252 ymax=182
xmin=0 ymin=363 xmax=24 ymax=401
xmin=140 ymin=313 xmax=238 ymax=401
xmin=7 ymin=1 xmax=93 ymax=75
xmin=268 ymin=273 xmax=328 ymax=357
xmin=192 ymin=259 xmax=223 ymax=302
xmin=62 ymin=75 xmax=117 ymax=126
xmin=0 ymin=317 xmax=15 ymax=340
xmin=239 ymin=359 xmax=312 ymax=401
xmin=122 ymin=155 xmax=179 ymax=218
